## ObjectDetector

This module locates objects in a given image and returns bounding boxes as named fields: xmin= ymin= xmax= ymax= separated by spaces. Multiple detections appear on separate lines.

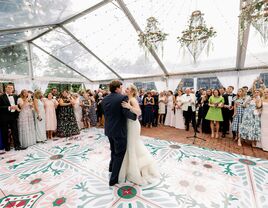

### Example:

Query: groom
xmin=102 ymin=80 xmax=137 ymax=186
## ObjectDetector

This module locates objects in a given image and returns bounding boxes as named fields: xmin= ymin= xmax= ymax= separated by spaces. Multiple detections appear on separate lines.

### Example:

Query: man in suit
xmin=222 ymin=86 xmax=236 ymax=138
xmin=102 ymin=80 xmax=137 ymax=186
xmin=0 ymin=83 xmax=26 ymax=151
xmin=181 ymin=88 xmax=198 ymax=132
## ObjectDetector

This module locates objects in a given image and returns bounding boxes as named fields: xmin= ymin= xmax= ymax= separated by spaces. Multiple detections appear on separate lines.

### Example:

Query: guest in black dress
xmin=144 ymin=92 xmax=155 ymax=128
xmin=201 ymin=90 xmax=211 ymax=134
xmin=57 ymin=90 xmax=80 ymax=138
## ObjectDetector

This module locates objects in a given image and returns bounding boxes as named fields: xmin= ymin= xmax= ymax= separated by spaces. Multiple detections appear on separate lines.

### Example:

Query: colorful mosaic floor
xmin=0 ymin=128 xmax=267 ymax=208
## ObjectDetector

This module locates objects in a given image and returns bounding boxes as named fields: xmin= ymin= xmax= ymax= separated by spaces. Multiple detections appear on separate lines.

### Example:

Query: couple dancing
xmin=102 ymin=80 xmax=159 ymax=186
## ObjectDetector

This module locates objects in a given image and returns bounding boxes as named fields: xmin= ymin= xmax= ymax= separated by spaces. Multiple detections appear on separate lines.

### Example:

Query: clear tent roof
xmin=0 ymin=0 xmax=268 ymax=82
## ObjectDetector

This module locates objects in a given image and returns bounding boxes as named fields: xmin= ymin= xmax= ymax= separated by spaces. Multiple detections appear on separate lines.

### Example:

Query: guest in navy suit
xmin=102 ymin=80 xmax=137 ymax=186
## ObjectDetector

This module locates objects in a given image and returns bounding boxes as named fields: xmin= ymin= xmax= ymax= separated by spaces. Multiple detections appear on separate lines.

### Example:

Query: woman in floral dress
xmin=231 ymin=88 xmax=246 ymax=146
xmin=18 ymin=89 xmax=36 ymax=147
xmin=81 ymin=92 xmax=91 ymax=129
xmin=88 ymin=92 xmax=97 ymax=127
xmin=239 ymin=90 xmax=262 ymax=147
xmin=57 ymin=91 xmax=80 ymax=138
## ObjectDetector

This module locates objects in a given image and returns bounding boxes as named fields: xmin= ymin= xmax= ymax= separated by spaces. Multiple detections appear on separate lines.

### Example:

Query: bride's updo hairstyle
xmin=129 ymin=84 xmax=138 ymax=97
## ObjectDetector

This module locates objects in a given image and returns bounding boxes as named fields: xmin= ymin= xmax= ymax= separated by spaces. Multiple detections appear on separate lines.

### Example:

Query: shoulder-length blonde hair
xmin=129 ymin=84 xmax=138 ymax=97
xmin=34 ymin=90 xmax=42 ymax=99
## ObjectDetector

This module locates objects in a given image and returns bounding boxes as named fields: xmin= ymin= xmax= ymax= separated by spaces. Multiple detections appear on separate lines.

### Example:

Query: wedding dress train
xmin=119 ymin=118 xmax=160 ymax=185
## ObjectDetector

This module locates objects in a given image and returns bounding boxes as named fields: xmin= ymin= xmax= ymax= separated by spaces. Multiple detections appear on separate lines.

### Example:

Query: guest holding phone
xmin=205 ymin=89 xmax=224 ymax=139
xmin=33 ymin=90 xmax=46 ymax=143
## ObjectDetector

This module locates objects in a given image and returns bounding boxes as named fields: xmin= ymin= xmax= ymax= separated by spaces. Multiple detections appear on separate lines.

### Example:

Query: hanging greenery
xmin=239 ymin=0 xmax=268 ymax=43
xmin=177 ymin=10 xmax=217 ymax=63
xmin=138 ymin=17 xmax=168 ymax=57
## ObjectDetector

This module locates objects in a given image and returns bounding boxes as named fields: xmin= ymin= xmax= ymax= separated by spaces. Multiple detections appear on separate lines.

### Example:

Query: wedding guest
xmin=144 ymin=91 xmax=155 ymax=128
xmin=200 ymin=90 xmax=211 ymax=135
xmin=239 ymin=90 xmax=262 ymax=147
xmin=231 ymin=88 xmax=246 ymax=146
xmin=222 ymin=86 xmax=236 ymax=138
xmin=44 ymin=92 xmax=58 ymax=139
xmin=152 ymin=90 xmax=159 ymax=127
xmin=81 ymin=92 xmax=91 ymax=128
xmin=97 ymin=92 xmax=104 ymax=127
xmin=18 ymin=90 xmax=36 ymax=147
xmin=0 ymin=83 xmax=25 ymax=151
xmin=158 ymin=92 xmax=167 ymax=125
xmin=181 ymin=88 xmax=197 ymax=132
xmin=57 ymin=90 xmax=80 ymax=137
xmin=258 ymin=88 xmax=268 ymax=151
xmin=205 ymin=89 xmax=224 ymax=139
xmin=72 ymin=93 xmax=83 ymax=130
xmin=88 ymin=91 xmax=97 ymax=127
xmin=33 ymin=90 xmax=46 ymax=143
xmin=174 ymin=90 xmax=185 ymax=129
xmin=164 ymin=90 xmax=175 ymax=127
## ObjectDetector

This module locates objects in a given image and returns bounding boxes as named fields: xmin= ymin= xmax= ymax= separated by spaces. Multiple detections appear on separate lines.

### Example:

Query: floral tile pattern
xmin=0 ymin=128 xmax=267 ymax=208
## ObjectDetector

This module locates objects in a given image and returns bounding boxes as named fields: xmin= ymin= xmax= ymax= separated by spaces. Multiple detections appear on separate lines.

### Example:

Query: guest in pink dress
xmin=44 ymin=93 xmax=58 ymax=139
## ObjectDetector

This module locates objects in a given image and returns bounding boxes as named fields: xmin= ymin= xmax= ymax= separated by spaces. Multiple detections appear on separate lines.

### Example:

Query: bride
xmin=119 ymin=84 xmax=160 ymax=185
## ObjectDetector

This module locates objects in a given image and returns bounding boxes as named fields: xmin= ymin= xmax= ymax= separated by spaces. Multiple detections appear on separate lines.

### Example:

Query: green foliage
xmin=0 ymin=44 xmax=28 ymax=75
xmin=45 ymin=83 xmax=82 ymax=95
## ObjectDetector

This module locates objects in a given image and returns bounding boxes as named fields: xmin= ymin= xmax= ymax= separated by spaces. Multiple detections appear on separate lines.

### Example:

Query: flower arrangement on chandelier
xmin=177 ymin=10 xmax=217 ymax=62
xmin=178 ymin=25 xmax=217 ymax=46
xmin=239 ymin=0 xmax=268 ymax=43
xmin=138 ymin=17 xmax=168 ymax=57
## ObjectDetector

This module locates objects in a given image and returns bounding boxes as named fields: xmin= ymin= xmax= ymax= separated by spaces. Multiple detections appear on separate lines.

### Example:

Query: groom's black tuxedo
xmin=102 ymin=92 xmax=136 ymax=186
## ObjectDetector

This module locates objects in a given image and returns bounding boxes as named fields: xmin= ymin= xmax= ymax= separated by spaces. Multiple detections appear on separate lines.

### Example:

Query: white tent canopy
xmin=0 ymin=0 xmax=267 ymax=91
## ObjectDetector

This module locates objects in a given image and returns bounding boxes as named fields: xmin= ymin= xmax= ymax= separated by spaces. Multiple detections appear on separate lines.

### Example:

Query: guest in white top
xmin=158 ymin=92 xmax=167 ymax=125
xmin=174 ymin=90 xmax=185 ymax=129
xmin=181 ymin=88 xmax=197 ymax=132
xmin=164 ymin=90 xmax=175 ymax=127
xmin=258 ymin=88 xmax=268 ymax=151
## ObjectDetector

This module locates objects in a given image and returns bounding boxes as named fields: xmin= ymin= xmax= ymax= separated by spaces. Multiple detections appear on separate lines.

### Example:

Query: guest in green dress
xmin=205 ymin=89 xmax=224 ymax=139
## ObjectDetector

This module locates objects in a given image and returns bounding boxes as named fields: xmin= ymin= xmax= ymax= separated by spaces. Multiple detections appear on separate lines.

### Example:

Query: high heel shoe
xmin=215 ymin=133 xmax=219 ymax=139
xmin=211 ymin=133 xmax=214 ymax=138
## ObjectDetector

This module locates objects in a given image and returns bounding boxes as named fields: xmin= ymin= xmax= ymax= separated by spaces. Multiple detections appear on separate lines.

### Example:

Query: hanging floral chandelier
xmin=240 ymin=0 xmax=268 ymax=43
xmin=138 ymin=17 xmax=168 ymax=57
xmin=177 ymin=10 xmax=217 ymax=63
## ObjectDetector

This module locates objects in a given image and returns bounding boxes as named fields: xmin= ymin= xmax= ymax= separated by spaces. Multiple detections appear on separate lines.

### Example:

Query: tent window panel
xmin=197 ymin=77 xmax=222 ymax=90
xmin=133 ymin=82 xmax=157 ymax=91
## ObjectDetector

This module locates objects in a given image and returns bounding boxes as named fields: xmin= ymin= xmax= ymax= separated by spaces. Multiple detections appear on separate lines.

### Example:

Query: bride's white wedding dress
xmin=119 ymin=118 xmax=160 ymax=185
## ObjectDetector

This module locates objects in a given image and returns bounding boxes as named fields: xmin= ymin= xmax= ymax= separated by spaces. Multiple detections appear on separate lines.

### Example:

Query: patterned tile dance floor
xmin=0 ymin=128 xmax=267 ymax=208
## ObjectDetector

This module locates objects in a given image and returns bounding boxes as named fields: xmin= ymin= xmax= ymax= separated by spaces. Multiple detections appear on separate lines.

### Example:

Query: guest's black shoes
xmin=15 ymin=146 xmax=28 ymax=151
xmin=109 ymin=180 xmax=118 ymax=186
xmin=5 ymin=147 xmax=10 ymax=152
